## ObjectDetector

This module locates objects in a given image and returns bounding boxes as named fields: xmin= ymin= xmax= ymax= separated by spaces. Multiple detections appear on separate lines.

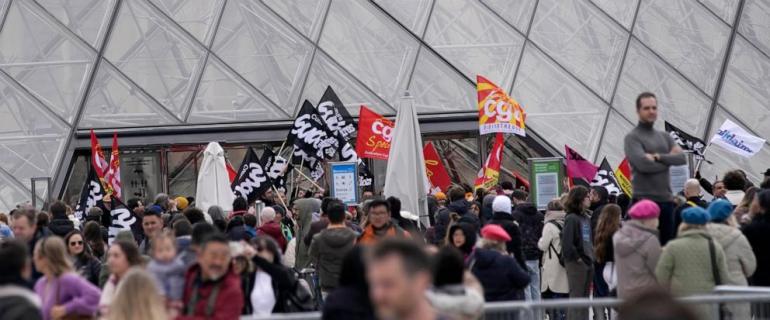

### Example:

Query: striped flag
xmin=474 ymin=133 xmax=505 ymax=190
xmin=615 ymin=157 xmax=632 ymax=197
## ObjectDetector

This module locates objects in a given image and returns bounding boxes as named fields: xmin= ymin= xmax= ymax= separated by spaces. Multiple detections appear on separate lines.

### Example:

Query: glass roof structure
xmin=0 ymin=0 xmax=767 ymax=210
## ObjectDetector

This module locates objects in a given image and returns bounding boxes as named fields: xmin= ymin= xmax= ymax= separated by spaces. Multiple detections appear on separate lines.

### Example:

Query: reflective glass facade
xmin=0 ymin=0 xmax=768 ymax=210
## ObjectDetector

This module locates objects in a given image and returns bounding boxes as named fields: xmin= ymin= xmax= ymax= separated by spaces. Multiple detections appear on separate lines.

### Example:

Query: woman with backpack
xmin=538 ymin=199 xmax=569 ymax=320
xmin=613 ymin=200 xmax=662 ymax=300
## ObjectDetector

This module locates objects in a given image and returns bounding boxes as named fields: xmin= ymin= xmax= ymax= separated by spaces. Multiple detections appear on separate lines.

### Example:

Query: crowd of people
xmin=0 ymin=92 xmax=769 ymax=320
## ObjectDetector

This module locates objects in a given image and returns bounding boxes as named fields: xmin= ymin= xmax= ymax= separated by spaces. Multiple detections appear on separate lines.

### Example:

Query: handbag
xmin=55 ymin=277 xmax=95 ymax=320
xmin=703 ymin=234 xmax=731 ymax=319
xmin=602 ymin=262 xmax=617 ymax=291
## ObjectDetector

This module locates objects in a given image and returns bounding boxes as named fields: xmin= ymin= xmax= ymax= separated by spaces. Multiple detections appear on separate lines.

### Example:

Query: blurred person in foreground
xmin=617 ymin=288 xmax=697 ymax=320
xmin=0 ymin=239 xmax=42 ymax=320
xmin=427 ymin=247 xmax=484 ymax=320
xmin=322 ymin=246 xmax=375 ymax=320
xmin=470 ymin=224 xmax=530 ymax=302
xmin=108 ymin=268 xmax=168 ymax=320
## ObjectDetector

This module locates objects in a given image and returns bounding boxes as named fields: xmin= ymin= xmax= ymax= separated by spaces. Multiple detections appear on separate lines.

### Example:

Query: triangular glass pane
xmin=78 ymin=60 xmax=181 ymax=128
xmin=188 ymin=57 xmax=288 ymax=123
xmin=718 ymin=36 xmax=770 ymax=140
xmin=738 ymin=0 xmax=770 ymax=57
xmin=212 ymin=0 xmax=314 ymax=112
xmin=148 ymin=0 xmax=224 ymax=45
xmin=300 ymin=50 xmax=395 ymax=117
xmin=0 ymin=0 xmax=95 ymax=124
xmin=700 ymin=107 xmax=770 ymax=185
xmin=104 ymin=0 xmax=206 ymax=120
xmin=590 ymin=0 xmax=639 ymax=29
xmin=262 ymin=0 xmax=329 ymax=41
xmin=0 ymin=170 xmax=34 ymax=212
xmin=36 ymin=0 xmax=115 ymax=48
xmin=613 ymin=39 xmax=712 ymax=137
xmin=372 ymin=0 xmax=432 ymax=36
xmin=408 ymin=46 xmax=475 ymax=114
xmin=699 ymin=0 xmax=739 ymax=24
xmin=513 ymin=44 xmax=607 ymax=160
xmin=481 ymin=0 xmax=537 ymax=34
xmin=425 ymin=0 xmax=524 ymax=90
xmin=596 ymin=110 xmax=634 ymax=167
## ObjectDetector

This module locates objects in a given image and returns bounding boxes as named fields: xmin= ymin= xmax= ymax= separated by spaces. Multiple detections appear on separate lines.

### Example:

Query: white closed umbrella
xmin=195 ymin=142 xmax=236 ymax=213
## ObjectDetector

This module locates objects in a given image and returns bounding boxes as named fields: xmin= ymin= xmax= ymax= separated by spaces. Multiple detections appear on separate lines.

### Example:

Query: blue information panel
xmin=329 ymin=161 xmax=359 ymax=205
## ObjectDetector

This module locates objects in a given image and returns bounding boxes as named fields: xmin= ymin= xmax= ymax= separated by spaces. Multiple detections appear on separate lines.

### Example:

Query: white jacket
xmin=537 ymin=210 xmax=569 ymax=294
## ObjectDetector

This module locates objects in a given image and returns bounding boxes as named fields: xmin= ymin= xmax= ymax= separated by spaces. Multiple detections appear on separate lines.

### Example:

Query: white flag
xmin=709 ymin=119 xmax=765 ymax=158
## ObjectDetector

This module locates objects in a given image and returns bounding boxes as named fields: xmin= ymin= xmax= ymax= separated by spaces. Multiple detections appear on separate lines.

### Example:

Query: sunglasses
xmin=69 ymin=241 xmax=83 ymax=246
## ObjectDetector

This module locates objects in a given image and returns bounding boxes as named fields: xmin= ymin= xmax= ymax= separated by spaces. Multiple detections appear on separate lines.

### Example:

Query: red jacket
xmin=257 ymin=221 xmax=288 ymax=251
xmin=177 ymin=263 xmax=243 ymax=320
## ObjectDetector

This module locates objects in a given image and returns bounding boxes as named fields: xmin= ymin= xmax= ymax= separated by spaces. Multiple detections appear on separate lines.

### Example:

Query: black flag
xmin=108 ymin=197 xmax=140 ymax=245
xmin=590 ymin=158 xmax=622 ymax=195
xmin=665 ymin=122 xmax=706 ymax=159
xmin=358 ymin=161 xmax=374 ymax=190
xmin=260 ymin=147 xmax=291 ymax=192
xmin=317 ymin=86 xmax=356 ymax=142
xmin=287 ymin=100 xmax=340 ymax=180
xmin=73 ymin=166 xmax=106 ymax=222
xmin=232 ymin=148 xmax=272 ymax=203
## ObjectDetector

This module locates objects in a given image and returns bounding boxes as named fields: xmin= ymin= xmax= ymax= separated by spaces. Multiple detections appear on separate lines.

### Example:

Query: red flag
xmin=615 ymin=157 xmax=632 ymax=197
xmin=90 ymin=130 xmax=112 ymax=194
xmin=104 ymin=133 xmax=122 ymax=199
xmin=565 ymin=145 xmax=598 ymax=182
xmin=226 ymin=160 xmax=237 ymax=184
xmin=474 ymin=133 xmax=505 ymax=189
xmin=423 ymin=142 xmax=452 ymax=193
xmin=355 ymin=106 xmax=394 ymax=160
xmin=512 ymin=171 xmax=530 ymax=191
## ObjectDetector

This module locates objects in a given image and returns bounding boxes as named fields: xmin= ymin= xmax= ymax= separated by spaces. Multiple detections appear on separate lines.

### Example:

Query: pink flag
xmin=565 ymin=145 xmax=598 ymax=182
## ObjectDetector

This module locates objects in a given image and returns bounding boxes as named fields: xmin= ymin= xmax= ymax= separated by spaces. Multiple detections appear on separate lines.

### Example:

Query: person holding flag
xmin=623 ymin=92 xmax=686 ymax=245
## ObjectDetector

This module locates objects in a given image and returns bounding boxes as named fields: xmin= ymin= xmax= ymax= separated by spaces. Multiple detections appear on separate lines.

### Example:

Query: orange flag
xmin=615 ymin=157 xmax=632 ymax=197
xmin=474 ymin=133 xmax=505 ymax=190
xmin=477 ymin=75 xmax=526 ymax=136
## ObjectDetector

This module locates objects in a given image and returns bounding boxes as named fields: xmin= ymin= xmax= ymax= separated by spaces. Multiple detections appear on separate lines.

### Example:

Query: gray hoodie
xmin=613 ymin=220 xmax=661 ymax=299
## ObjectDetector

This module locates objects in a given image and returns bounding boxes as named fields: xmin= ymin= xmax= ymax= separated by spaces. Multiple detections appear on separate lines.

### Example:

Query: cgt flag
xmin=232 ymin=148 xmax=272 ymax=203
xmin=287 ymin=100 xmax=340 ymax=180
xmin=356 ymin=105 xmax=394 ymax=160
xmin=565 ymin=145 xmax=598 ymax=182
xmin=665 ymin=122 xmax=706 ymax=160
xmin=590 ymin=158 xmax=622 ymax=196
xmin=73 ymin=166 xmax=106 ymax=222
xmin=709 ymin=119 xmax=766 ymax=158
xmin=260 ymin=147 xmax=291 ymax=192
xmin=474 ymin=133 xmax=505 ymax=190
xmin=477 ymin=75 xmax=526 ymax=136
xmin=103 ymin=133 xmax=122 ymax=199
xmin=90 ymin=130 xmax=112 ymax=195
xmin=615 ymin=157 xmax=632 ymax=197
xmin=423 ymin=142 xmax=452 ymax=193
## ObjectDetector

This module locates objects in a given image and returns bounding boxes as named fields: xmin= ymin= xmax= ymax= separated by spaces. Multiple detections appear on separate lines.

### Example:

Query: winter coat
xmin=73 ymin=254 xmax=102 ymax=286
xmin=447 ymin=199 xmax=470 ymax=217
xmin=357 ymin=222 xmax=409 ymax=245
xmin=322 ymin=286 xmax=376 ymax=320
xmin=707 ymin=223 xmax=756 ymax=286
xmin=176 ymin=236 xmax=196 ymax=268
xmin=294 ymin=198 xmax=321 ymax=269
xmin=309 ymin=227 xmax=357 ymax=290
xmin=512 ymin=203 xmax=544 ymax=260
xmin=179 ymin=263 xmax=244 ymax=320
xmin=613 ymin=220 xmax=661 ymax=299
xmin=433 ymin=208 xmax=451 ymax=246
xmin=48 ymin=218 xmax=75 ymax=237
xmin=488 ymin=212 xmax=526 ymax=269
xmin=562 ymin=210 xmax=594 ymax=266
xmin=448 ymin=223 xmax=477 ymax=259
xmin=655 ymin=229 xmax=730 ymax=297
xmin=0 ymin=284 xmax=42 ymax=320
xmin=470 ymin=248 xmax=530 ymax=302
xmin=537 ymin=210 xmax=568 ymax=294
xmin=743 ymin=214 xmax=770 ymax=286
xmin=257 ymin=221 xmax=288 ymax=252
xmin=147 ymin=257 xmax=187 ymax=300
xmin=426 ymin=284 xmax=485 ymax=320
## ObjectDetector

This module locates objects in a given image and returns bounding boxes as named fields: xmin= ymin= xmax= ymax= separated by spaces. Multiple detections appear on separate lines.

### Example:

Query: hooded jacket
xmin=308 ymin=227 xmax=357 ymax=290
xmin=488 ymin=212 xmax=526 ymax=269
xmin=613 ymin=220 xmax=661 ymax=299
xmin=257 ymin=221 xmax=287 ymax=252
xmin=512 ymin=202 xmax=544 ymax=260
xmin=294 ymin=198 xmax=321 ymax=269
xmin=179 ymin=263 xmax=243 ymax=320
xmin=48 ymin=218 xmax=75 ymax=238
xmin=707 ymin=223 xmax=756 ymax=286
xmin=470 ymin=248 xmax=529 ymax=302
xmin=743 ymin=214 xmax=770 ymax=286
xmin=447 ymin=223 xmax=477 ymax=259
xmin=537 ymin=210 xmax=568 ymax=294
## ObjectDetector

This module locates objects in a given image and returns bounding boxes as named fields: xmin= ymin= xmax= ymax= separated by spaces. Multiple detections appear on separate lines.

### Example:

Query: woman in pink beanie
xmin=612 ymin=200 xmax=662 ymax=299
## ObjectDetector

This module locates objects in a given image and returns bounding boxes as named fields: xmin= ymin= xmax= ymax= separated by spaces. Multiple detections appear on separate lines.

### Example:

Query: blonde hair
xmin=109 ymin=268 xmax=168 ymax=320
xmin=35 ymin=236 xmax=73 ymax=277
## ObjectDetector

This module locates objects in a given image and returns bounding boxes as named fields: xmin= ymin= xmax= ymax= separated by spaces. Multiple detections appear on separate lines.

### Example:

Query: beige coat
xmin=613 ymin=220 xmax=662 ymax=299
xmin=707 ymin=223 xmax=756 ymax=319
xmin=537 ymin=210 xmax=568 ymax=294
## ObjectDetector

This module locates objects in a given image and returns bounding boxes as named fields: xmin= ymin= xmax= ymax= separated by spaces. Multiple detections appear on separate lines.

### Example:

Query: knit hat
xmin=481 ymin=224 xmax=511 ymax=242
xmin=434 ymin=192 xmax=447 ymax=201
xmin=492 ymin=195 xmax=512 ymax=215
xmin=175 ymin=196 xmax=189 ymax=210
xmin=147 ymin=205 xmax=163 ymax=215
xmin=628 ymin=200 xmax=660 ymax=220
xmin=708 ymin=199 xmax=733 ymax=222
xmin=682 ymin=207 xmax=710 ymax=225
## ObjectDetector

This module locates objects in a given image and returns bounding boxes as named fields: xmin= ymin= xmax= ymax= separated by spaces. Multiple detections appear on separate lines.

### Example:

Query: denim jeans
xmin=524 ymin=260 xmax=541 ymax=302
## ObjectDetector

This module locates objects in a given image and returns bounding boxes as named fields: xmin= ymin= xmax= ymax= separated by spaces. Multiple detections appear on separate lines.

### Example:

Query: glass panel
xmin=590 ymin=0 xmax=639 ymax=29
xmin=501 ymin=134 xmax=542 ymax=183
xmin=36 ymin=0 xmax=115 ymax=48
xmin=698 ymin=0 xmax=740 ymax=24
xmin=300 ymin=51 xmax=395 ymax=116
xmin=738 ymin=0 xmax=770 ymax=57
xmin=700 ymin=107 xmax=770 ymax=185
xmin=596 ymin=110 xmax=634 ymax=168
xmin=104 ymin=0 xmax=206 ymax=119
xmin=529 ymin=0 xmax=628 ymax=101
xmin=188 ymin=56 xmax=289 ymax=124
xmin=0 ymin=0 xmax=96 ymax=125
xmin=262 ymin=0 xmax=329 ymax=41
xmin=319 ymin=0 xmax=419 ymax=106
xmin=148 ymin=0 xmax=224 ymax=45
xmin=634 ymin=0 xmax=731 ymax=94
xmin=425 ymin=0 xmax=525 ymax=90
xmin=613 ymin=39 xmax=712 ymax=137
xmin=372 ymin=0 xmax=432 ymax=36
xmin=512 ymin=44 xmax=607 ymax=161
xmin=480 ymin=0 xmax=538 ymax=34
xmin=408 ymin=46 xmax=475 ymax=113
xmin=167 ymin=150 xmax=200 ymax=199
xmin=212 ymin=0 xmax=314 ymax=112
xmin=0 ymin=170 xmax=33 ymax=212
xmin=120 ymin=152 xmax=161 ymax=201
xmin=62 ymin=155 xmax=88 ymax=206
xmin=428 ymin=136 xmax=480 ymax=187
xmin=79 ymin=59 xmax=181 ymax=128
xmin=718 ymin=36 xmax=770 ymax=140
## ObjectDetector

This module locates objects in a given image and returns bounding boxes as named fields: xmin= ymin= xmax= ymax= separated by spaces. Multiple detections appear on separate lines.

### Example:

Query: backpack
xmin=547 ymin=220 xmax=565 ymax=267
xmin=282 ymin=277 xmax=315 ymax=312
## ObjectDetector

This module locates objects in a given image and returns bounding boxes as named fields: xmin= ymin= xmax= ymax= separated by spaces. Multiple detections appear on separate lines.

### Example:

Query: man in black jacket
xmin=672 ymin=179 xmax=708 ymax=234
xmin=511 ymin=190 xmax=544 ymax=303
xmin=47 ymin=200 xmax=74 ymax=237
xmin=488 ymin=195 xmax=526 ymax=269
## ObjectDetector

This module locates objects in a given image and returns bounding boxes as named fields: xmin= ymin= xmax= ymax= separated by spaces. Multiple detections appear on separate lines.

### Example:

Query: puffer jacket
xmin=537 ymin=210 xmax=568 ymax=294
xmin=470 ymin=248 xmax=529 ymax=302
xmin=613 ymin=220 xmax=661 ymax=299
xmin=512 ymin=203 xmax=544 ymax=260
xmin=309 ymin=227 xmax=357 ymax=290
xmin=655 ymin=229 xmax=730 ymax=297
xmin=707 ymin=223 xmax=756 ymax=286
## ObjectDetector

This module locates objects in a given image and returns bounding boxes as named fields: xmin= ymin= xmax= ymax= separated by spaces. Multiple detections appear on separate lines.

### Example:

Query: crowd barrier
xmin=247 ymin=286 xmax=770 ymax=320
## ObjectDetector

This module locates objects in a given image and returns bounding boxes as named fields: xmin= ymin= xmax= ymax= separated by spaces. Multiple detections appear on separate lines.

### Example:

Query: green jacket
xmin=656 ymin=229 xmax=730 ymax=297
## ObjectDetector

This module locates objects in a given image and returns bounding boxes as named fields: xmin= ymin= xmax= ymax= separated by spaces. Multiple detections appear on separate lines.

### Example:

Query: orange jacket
xmin=357 ymin=223 xmax=410 ymax=245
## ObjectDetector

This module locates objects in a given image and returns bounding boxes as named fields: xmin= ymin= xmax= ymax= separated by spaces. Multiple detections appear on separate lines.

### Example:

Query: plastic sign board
xmin=529 ymin=157 xmax=564 ymax=210
xmin=330 ymin=161 xmax=359 ymax=205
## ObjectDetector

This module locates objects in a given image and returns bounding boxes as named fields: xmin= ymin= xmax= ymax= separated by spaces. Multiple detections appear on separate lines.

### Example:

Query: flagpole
xmin=694 ymin=142 xmax=712 ymax=173
xmin=272 ymin=185 xmax=289 ymax=213
xmin=294 ymin=168 xmax=323 ymax=191
xmin=277 ymin=139 xmax=288 ymax=158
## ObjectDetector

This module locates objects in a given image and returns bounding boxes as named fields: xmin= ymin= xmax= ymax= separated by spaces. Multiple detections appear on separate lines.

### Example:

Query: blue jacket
xmin=470 ymin=248 xmax=529 ymax=301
